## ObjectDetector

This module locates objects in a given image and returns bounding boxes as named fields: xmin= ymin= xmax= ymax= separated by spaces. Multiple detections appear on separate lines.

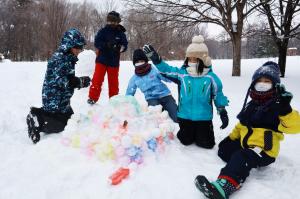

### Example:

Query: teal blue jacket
xmin=155 ymin=61 xmax=229 ymax=121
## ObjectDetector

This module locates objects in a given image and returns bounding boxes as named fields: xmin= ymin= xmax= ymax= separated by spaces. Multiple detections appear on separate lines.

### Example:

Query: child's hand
xmin=276 ymin=83 xmax=293 ymax=104
xmin=79 ymin=76 xmax=91 ymax=88
xmin=275 ymin=83 xmax=293 ymax=115
xmin=143 ymin=44 xmax=161 ymax=65
xmin=218 ymin=107 xmax=229 ymax=129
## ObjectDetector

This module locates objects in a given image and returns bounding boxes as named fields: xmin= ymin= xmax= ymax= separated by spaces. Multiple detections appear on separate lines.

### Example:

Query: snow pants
xmin=218 ymin=136 xmax=276 ymax=184
xmin=89 ymin=62 xmax=119 ymax=101
xmin=147 ymin=95 xmax=178 ymax=123
xmin=177 ymin=118 xmax=215 ymax=149
xmin=30 ymin=107 xmax=73 ymax=134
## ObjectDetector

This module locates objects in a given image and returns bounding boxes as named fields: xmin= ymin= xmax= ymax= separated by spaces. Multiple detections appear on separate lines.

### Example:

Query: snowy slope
xmin=0 ymin=51 xmax=300 ymax=199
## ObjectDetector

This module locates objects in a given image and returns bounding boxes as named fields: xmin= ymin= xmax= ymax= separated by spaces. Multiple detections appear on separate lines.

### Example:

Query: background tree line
xmin=0 ymin=0 xmax=300 ymax=77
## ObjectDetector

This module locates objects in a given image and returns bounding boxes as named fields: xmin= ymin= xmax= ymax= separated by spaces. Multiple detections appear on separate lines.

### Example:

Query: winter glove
xmin=218 ymin=107 xmax=229 ymax=129
xmin=68 ymin=75 xmax=91 ymax=89
xmin=78 ymin=76 xmax=91 ymax=88
xmin=143 ymin=44 xmax=162 ymax=65
xmin=276 ymin=83 xmax=293 ymax=115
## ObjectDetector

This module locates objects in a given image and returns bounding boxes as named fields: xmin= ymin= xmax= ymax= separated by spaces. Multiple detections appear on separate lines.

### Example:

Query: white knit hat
xmin=186 ymin=35 xmax=211 ymax=66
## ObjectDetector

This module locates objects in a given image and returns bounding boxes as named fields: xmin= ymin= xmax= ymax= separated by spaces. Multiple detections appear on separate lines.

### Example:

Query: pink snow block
xmin=156 ymin=136 xmax=164 ymax=145
xmin=158 ymin=144 xmax=165 ymax=153
xmin=61 ymin=137 xmax=71 ymax=146
xmin=108 ymin=167 xmax=130 ymax=185
xmin=83 ymin=146 xmax=95 ymax=157
xmin=168 ymin=132 xmax=174 ymax=140
xmin=102 ymin=121 xmax=110 ymax=129
xmin=118 ymin=120 xmax=128 ymax=134
xmin=92 ymin=116 xmax=100 ymax=125
xmin=115 ymin=146 xmax=125 ymax=157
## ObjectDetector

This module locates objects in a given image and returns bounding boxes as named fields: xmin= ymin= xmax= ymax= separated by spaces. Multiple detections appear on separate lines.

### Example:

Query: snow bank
xmin=1 ymin=56 xmax=300 ymax=199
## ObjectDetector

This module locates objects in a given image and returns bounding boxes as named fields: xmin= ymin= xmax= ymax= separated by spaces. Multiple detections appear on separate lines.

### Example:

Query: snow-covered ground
xmin=0 ymin=51 xmax=299 ymax=199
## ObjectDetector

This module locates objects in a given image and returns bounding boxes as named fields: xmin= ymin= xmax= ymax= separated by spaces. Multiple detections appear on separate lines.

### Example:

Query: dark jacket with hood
xmin=229 ymin=62 xmax=300 ymax=158
xmin=42 ymin=28 xmax=86 ymax=114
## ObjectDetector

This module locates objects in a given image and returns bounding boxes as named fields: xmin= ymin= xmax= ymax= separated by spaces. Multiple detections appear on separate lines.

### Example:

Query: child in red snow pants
xmin=89 ymin=63 xmax=119 ymax=101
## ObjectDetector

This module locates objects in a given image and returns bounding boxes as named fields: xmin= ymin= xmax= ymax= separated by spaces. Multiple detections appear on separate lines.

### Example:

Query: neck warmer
xmin=249 ymin=89 xmax=275 ymax=104
xmin=135 ymin=63 xmax=152 ymax=76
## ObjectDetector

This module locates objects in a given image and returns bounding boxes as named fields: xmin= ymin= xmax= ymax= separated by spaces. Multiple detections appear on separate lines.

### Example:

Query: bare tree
xmin=258 ymin=0 xmax=300 ymax=77
xmin=126 ymin=0 xmax=270 ymax=76
xmin=123 ymin=8 xmax=206 ymax=60
xmin=42 ymin=0 xmax=71 ymax=56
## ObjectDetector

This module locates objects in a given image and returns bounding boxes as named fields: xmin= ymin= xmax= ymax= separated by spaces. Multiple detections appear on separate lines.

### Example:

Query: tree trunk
xmin=278 ymin=43 xmax=288 ymax=78
xmin=232 ymin=34 xmax=242 ymax=76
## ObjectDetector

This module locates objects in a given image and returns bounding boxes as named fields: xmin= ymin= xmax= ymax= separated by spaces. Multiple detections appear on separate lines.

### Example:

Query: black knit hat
xmin=107 ymin=11 xmax=121 ymax=23
xmin=238 ymin=61 xmax=281 ymax=116
xmin=251 ymin=61 xmax=281 ymax=86
xmin=133 ymin=49 xmax=148 ymax=65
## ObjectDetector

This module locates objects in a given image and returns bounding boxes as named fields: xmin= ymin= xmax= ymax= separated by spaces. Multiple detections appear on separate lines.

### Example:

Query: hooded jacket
xmin=42 ymin=28 xmax=86 ymax=114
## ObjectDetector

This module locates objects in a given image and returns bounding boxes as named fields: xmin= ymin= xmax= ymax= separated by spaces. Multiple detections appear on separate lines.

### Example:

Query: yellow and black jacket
xmin=229 ymin=99 xmax=300 ymax=158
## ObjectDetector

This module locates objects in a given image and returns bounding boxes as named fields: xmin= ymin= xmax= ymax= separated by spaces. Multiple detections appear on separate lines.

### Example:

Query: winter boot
xmin=195 ymin=175 xmax=239 ymax=199
xmin=195 ymin=175 xmax=225 ymax=199
xmin=26 ymin=112 xmax=40 ymax=144
xmin=87 ymin=99 xmax=96 ymax=105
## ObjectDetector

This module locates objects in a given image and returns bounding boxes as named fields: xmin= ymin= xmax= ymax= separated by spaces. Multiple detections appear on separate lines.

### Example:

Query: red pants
xmin=89 ymin=63 xmax=119 ymax=101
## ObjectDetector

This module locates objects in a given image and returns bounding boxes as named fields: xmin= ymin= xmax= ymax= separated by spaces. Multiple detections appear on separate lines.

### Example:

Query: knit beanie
xmin=133 ymin=49 xmax=148 ymax=66
xmin=186 ymin=35 xmax=211 ymax=66
xmin=107 ymin=11 xmax=121 ymax=23
xmin=238 ymin=61 xmax=281 ymax=116
xmin=251 ymin=61 xmax=281 ymax=87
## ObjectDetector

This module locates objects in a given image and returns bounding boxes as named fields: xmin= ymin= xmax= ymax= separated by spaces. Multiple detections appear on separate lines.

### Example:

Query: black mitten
xmin=143 ymin=44 xmax=162 ymax=65
xmin=275 ymin=83 xmax=293 ymax=115
xmin=218 ymin=107 xmax=229 ymax=129
xmin=78 ymin=76 xmax=91 ymax=88
xmin=68 ymin=75 xmax=81 ymax=88
xmin=68 ymin=75 xmax=90 ymax=89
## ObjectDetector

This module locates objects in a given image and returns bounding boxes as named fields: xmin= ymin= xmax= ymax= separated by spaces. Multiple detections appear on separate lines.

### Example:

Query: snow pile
xmin=1 ymin=57 xmax=300 ymax=198
xmin=62 ymin=95 xmax=176 ymax=184
xmin=0 ymin=59 xmax=11 ymax=63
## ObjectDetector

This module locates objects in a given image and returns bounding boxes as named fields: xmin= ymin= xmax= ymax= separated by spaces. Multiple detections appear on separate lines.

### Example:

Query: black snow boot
xmin=87 ymin=99 xmax=96 ymax=105
xmin=195 ymin=175 xmax=226 ymax=199
xmin=26 ymin=111 xmax=40 ymax=144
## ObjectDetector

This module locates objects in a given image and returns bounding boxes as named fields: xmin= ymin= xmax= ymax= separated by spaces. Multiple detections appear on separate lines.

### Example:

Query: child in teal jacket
xmin=143 ymin=35 xmax=229 ymax=149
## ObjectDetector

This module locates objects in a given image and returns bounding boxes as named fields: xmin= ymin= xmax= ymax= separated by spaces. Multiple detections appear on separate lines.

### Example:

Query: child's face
xmin=254 ymin=77 xmax=273 ymax=92
xmin=70 ymin=47 xmax=83 ymax=56
xmin=257 ymin=77 xmax=272 ymax=84
xmin=188 ymin=57 xmax=198 ymax=63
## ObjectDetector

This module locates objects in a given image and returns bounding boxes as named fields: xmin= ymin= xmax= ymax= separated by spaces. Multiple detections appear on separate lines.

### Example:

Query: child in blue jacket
xmin=126 ymin=49 xmax=177 ymax=122
xmin=26 ymin=28 xmax=91 ymax=144
xmin=143 ymin=35 xmax=229 ymax=149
